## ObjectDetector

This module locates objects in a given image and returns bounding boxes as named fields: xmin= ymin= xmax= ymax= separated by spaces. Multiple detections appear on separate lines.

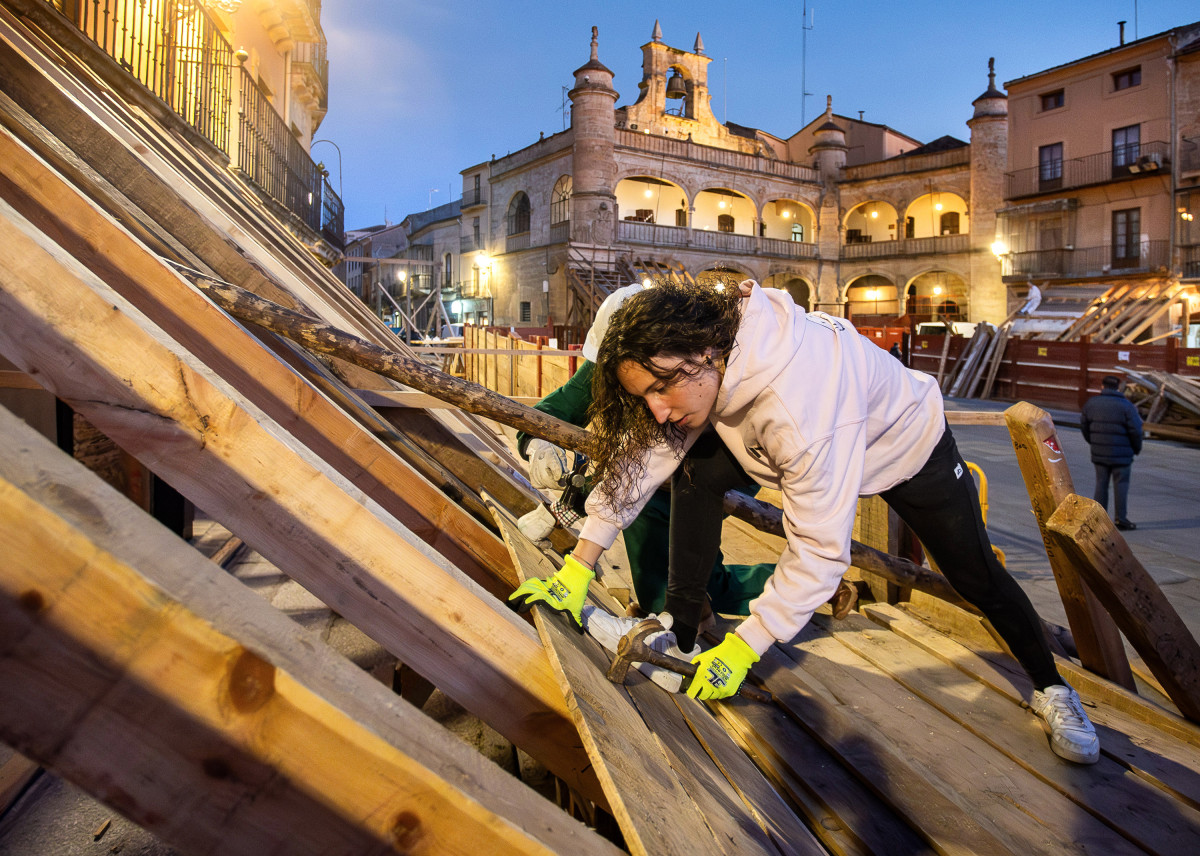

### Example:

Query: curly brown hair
xmin=588 ymin=280 xmax=744 ymax=502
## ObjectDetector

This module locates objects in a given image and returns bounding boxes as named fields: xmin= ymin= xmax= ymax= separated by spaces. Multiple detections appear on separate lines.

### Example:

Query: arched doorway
xmin=845 ymin=274 xmax=899 ymax=318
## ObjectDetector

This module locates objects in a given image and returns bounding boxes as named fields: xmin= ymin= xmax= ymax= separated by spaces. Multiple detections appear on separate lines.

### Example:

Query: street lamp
xmin=312 ymin=139 xmax=343 ymax=199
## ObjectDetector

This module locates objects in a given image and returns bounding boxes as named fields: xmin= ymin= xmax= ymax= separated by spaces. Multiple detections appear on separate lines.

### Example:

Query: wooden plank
xmin=671 ymin=696 xmax=825 ymax=856
xmin=0 ymin=751 xmax=39 ymax=815
xmin=753 ymin=646 xmax=1018 ymax=856
xmin=0 ymin=125 xmax=516 ymax=596
xmin=1004 ymin=402 xmax=1134 ymax=688
xmin=358 ymin=389 xmax=545 ymax=408
xmin=714 ymin=689 xmax=934 ymax=856
xmin=0 ymin=369 xmax=39 ymax=389
xmin=487 ymin=496 xmax=777 ymax=856
xmin=0 ymin=13 xmax=516 ymax=482
xmin=1045 ymin=495 xmax=1200 ymax=721
xmin=0 ymin=409 xmax=615 ymax=856
xmin=803 ymin=612 xmax=1163 ymax=855
xmin=0 ymin=198 xmax=602 ymax=806
xmin=944 ymin=410 xmax=1007 ymax=426
xmin=863 ymin=604 xmax=1200 ymax=823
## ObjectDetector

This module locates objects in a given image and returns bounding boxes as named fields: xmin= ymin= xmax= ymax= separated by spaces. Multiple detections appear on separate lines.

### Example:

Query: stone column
xmin=967 ymin=58 xmax=1009 ymax=321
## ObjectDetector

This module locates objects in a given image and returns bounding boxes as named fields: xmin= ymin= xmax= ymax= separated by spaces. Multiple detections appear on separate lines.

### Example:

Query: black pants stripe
xmin=667 ymin=425 xmax=1061 ymax=689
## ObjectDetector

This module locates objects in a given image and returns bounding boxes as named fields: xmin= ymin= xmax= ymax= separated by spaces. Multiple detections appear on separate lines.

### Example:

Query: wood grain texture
xmin=0 ymin=198 xmax=601 ymax=805
xmin=1004 ymin=402 xmax=1133 ymax=688
xmin=0 ymin=409 xmax=615 ymax=856
xmin=488 ymin=496 xmax=786 ymax=856
xmin=1045 ymin=495 xmax=1200 ymax=722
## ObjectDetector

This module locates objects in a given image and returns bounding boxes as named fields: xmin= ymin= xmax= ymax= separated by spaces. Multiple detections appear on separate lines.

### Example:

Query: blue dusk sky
xmin=315 ymin=1 xmax=1198 ymax=230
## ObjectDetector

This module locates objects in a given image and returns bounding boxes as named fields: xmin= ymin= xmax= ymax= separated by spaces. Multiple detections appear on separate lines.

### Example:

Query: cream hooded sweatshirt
xmin=580 ymin=282 xmax=945 ymax=655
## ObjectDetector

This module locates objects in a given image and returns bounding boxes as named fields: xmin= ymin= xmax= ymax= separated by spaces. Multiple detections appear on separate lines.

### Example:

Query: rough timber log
xmin=0 ymin=198 xmax=603 ymax=806
xmin=1046 ymin=495 xmax=1200 ymax=721
xmin=1004 ymin=402 xmax=1134 ymax=689
xmin=191 ymin=274 xmax=600 ymax=458
xmin=0 ymin=407 xmax=617 ymax=856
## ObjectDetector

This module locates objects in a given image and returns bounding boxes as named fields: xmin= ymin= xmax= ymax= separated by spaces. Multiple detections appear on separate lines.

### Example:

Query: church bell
xmin=665 ymin=70 xmax=687 ymax=99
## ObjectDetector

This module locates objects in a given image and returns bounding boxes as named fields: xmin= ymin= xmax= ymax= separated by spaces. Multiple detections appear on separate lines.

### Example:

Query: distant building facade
xmin=996 ymin=20 xmax=1200 ymax=341
xmin=452 ymin=23 xmax=1007 ymax=330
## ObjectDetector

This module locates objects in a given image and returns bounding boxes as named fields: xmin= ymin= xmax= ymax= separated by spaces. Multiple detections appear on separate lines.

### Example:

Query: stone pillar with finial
xmin=810 ymin=96 xmax=848 ymax=312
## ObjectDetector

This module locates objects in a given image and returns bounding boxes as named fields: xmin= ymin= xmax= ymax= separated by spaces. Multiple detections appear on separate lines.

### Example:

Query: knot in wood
xmin=228 ymin=648 xmax=275 ymax=713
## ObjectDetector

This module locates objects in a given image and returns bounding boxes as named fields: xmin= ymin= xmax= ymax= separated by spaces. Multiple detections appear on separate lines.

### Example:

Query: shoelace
xmin=1047 ymin=693 xmax=1087 ymax=728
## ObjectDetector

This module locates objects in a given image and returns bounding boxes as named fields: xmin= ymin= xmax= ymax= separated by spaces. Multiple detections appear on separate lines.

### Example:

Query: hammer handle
xmin=640 ymin=649 xmax=772 ymax=703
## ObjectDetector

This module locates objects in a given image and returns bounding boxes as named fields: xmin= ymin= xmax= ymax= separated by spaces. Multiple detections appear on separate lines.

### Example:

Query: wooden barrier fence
xmin=912 ymin=334 xmax=1200 ymax=410
xmin=463 ymin=325 xmax=582 ymax=399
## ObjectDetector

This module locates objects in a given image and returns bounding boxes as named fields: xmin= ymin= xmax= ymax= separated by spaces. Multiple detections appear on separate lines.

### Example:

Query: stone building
xmin=995 ymin=19 xmax=1200 ymax=343
xmin=452 ymin=22 xmax=1007 ymax=331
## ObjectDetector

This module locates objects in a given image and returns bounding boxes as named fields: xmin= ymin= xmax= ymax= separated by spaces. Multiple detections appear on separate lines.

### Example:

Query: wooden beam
xmin=0 ymin=124 xmax=516 ymax=597
xmin=190 ymin=275 xmax=600 ymax=458
xmin=1004 ymin=402 xmax=1134 ymax=689
xmin=0 ymin=198 xmax=603 ymax=806
xmin=1045 ymin=494 xmax=1200 ymax=721
xmin=0 ymin=369 xmax=39 ymax=390
xmin=0 ymin=408 xmax=616 ymax=855
xmin=358 ymin=389 xmax=545 ymax=409
xmin=487 ymin=497 xmax=795 ymax=856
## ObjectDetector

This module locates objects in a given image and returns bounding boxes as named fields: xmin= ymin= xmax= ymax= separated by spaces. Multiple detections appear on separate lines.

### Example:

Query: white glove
xmin=517 ymin=504 xmax=556 ymax=542
xmin=528 ymin=439 xmax=570 ymax=489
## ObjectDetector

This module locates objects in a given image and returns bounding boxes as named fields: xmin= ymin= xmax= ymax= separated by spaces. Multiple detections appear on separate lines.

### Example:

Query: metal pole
xmin=311 ymin=139 xmax=342 ymax=199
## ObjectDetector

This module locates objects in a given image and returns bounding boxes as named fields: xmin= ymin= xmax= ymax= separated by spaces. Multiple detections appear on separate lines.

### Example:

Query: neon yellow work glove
xmin=687 ymin=632 xmax=760 ymax=700
xmin=507 ymin=554 xmax=594 ymax=632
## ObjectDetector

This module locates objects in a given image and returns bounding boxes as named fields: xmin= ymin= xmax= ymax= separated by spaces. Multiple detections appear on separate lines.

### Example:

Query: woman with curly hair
xmin=511 ymin=279 xmax=1099 ymax=765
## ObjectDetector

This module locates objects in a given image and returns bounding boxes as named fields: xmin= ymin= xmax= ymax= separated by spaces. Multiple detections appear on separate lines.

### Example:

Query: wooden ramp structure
xmin=2 ymin=4 xmax=1200 ymax=853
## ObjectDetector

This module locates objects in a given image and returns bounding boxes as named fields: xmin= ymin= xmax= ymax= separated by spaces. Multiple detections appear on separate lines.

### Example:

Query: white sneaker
xmin=583 ymin=607 xmax=673 ymax=653
xmin=636 ymin=628 xmax=700 ymax=693
xmin=1032 ymin=684 xmax=1100 ymax=764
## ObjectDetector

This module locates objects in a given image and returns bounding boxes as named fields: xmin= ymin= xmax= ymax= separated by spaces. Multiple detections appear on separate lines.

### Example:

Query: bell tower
xmin=569 ymin=26 xmax=619 ymax=245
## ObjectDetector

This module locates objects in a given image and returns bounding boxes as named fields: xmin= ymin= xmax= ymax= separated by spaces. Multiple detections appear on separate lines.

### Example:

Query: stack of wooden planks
xmin=1123 ymin=369 xmax=1200 ymax=445
xmin=1054 ymin=282 xmax=1186 ymax=345
xmin=3 ymin=3 xmax=1200 ymax=854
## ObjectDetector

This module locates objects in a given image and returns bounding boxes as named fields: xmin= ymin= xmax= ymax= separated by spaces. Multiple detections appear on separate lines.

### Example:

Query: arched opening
xmin=763 ymin=272 xmax=812 ymax=309
xmin=615 ymin=176 xmax=687 ymax=226
xmin=845 ymin=201 xmax=899 ymax=244
xmin=695 ymin=188 xmax=754 ymax=235
xmin=845 ymin=274 xmax=899 ymax=318
xmin=506 ymin=192 xmax=531 ymax=235
xmin=903 ymin=191 xmax=969 ymax=239
xmin=664 ymin=65 xmax=694 ymax=119
xmin=762 ymin=199 xmax=816 ymax=242
xmin=904 ymin=270 xmax=969 ymax=320
xmin=551 ymin=175 xmax=572 ymax=225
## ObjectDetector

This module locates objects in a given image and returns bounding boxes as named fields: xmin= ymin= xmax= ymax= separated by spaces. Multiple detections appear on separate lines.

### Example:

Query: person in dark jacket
xmin=1080 ymin=375 xmax=1144 ymax=530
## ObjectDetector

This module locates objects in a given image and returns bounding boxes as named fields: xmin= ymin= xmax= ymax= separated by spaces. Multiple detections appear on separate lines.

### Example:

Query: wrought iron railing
xmin=51 ymin=0 xmax=343 ymax=249
xmin=1005 ymin=141 xmax=1170 ymax=198
xmin=1003 ymin=240 xmax=1170 ymax=278
xmin=63 ymin=0 xmax=233 ymax=153
xmin=1180 ymin=245 xmax=1200 ymax=279
xmin=461 ymin=187 xmax=487 ymax=207
xmin=461 ymin=235 xmax=481 ymax=253
xmin=1182 ymin=137 xmax=1200 ymax=173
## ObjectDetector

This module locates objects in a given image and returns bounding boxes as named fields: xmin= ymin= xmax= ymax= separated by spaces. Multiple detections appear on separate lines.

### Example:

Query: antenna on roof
xmin=801 ymin=3 xmax=815 ymax=126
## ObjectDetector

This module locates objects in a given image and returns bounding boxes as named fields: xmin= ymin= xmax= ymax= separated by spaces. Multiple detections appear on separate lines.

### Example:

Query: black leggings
xmin=667 ymin=426 xmax=1061 ymax=689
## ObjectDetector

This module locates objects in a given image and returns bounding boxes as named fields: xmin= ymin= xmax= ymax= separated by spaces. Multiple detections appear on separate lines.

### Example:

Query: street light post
xmin=312 ymin=139 xmax=343 ymax=199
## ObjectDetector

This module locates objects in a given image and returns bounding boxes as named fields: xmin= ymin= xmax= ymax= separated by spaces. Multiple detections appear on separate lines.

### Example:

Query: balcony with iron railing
xmin=615 ymin=128 xmax=819 ymax=183
xmin=461 ymin=187 xmax=487 ymax=208
xmin=1001 ymin=240 xmax=1171 ymax=280
xmin=1181 ymin=245 xmax=1200 ymax=280
xmin=615 ymin=220 xmax=818 ymax=258
xmin=840 ymin=232 xmax=971 ymax=260
xmin=49 ymin=0 xmax=344 ymax=250
xmin=1182 ymin=137 xmax=1200 ymax=175
xmin=461 ymin=234 xmax=482 ymax=253
xmin=1005 ymin=141 xmax=1170 ymax=199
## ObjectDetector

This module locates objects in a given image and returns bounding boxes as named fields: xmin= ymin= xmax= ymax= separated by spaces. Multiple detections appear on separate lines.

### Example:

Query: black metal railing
xmin=1005 ymin=141 xmax=1170 ymax=198
xmin=1004 ymin=240 xmax=1170 ymax=279
xmin=461 ymin=187 xmax=487 ymax=207
xmin=238 ymin=67 xmax=343 ymax=248
xmin=64 ymin=0 xmax=233 ymax=153
xmin=51 ymin=0 xmax=343 ymax=249
xmin=1182 ymin=245 xmax=1200 ymax=279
